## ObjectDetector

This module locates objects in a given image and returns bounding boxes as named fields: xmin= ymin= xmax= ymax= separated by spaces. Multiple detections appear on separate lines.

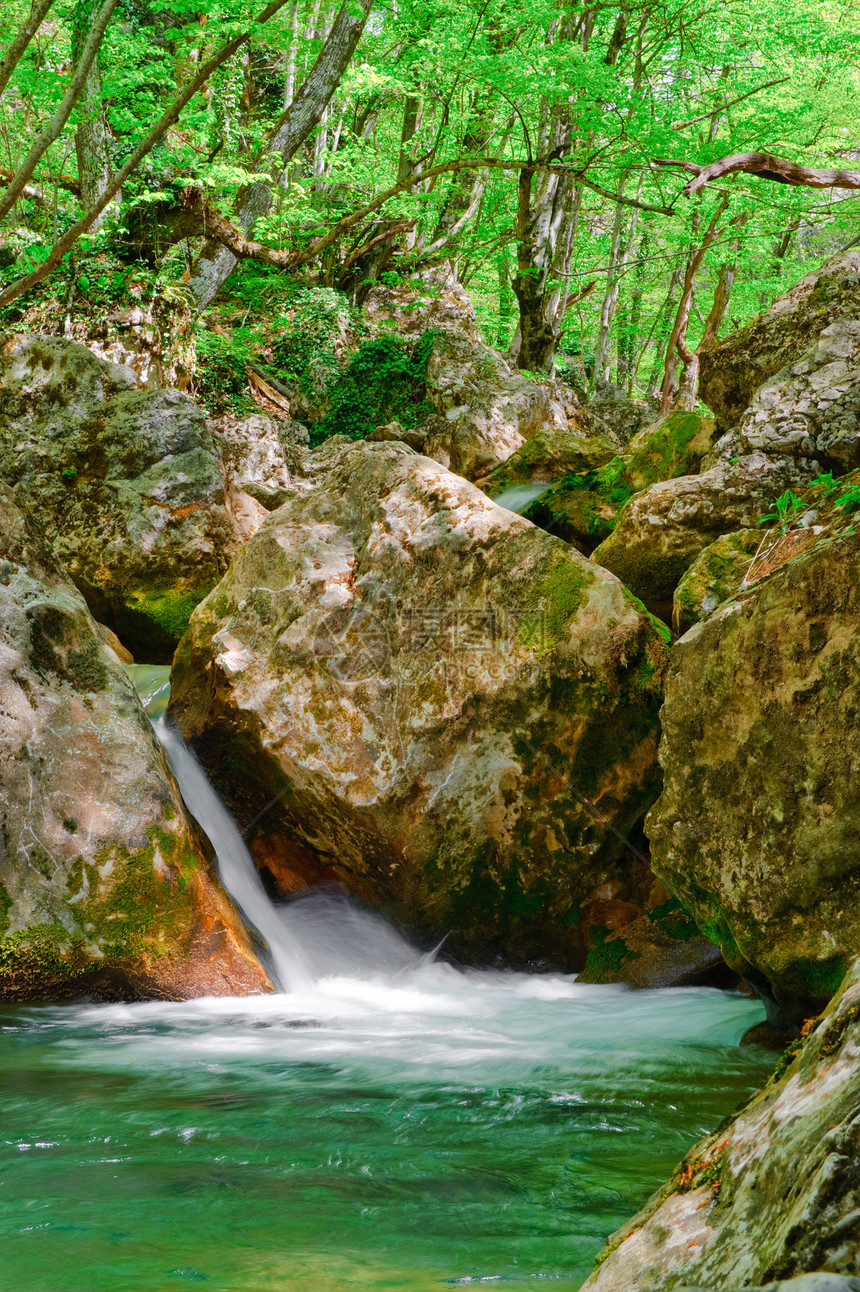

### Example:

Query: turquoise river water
xmin=0 ymin=668 xmax=773 ymax=1292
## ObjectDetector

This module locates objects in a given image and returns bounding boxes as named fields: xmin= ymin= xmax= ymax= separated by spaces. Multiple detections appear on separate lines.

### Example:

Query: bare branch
xmin=654 ymin=151 xmax=860 ymax=196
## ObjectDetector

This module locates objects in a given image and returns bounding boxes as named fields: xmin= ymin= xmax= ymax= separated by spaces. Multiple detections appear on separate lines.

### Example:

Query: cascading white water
xmin=155 ymin=721 xmax=313 ymax=991
xmin=154 ymin=717 xmax=435 ymax=994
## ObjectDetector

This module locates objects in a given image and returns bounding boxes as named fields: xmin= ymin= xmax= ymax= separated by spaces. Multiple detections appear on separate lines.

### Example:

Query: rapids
xmin=0 ymin=667 xmax=772 ymax=1292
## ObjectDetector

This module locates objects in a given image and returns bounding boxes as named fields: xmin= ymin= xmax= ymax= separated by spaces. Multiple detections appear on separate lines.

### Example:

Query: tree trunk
xmin=72 ymin=0 xmax=113 ymax=229
xmin=189 ymin=0 xmax=374 ymax=310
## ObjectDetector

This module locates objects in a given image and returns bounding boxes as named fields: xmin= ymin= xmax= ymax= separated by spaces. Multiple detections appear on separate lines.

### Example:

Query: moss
xmin=0 ymin=881 xmax=11 ymax=937
xmin=773 ymin=1036 xmax=803 ymax=1080
xmin=0 ymin=922 xmax=89 ymax=991
xmin=525 ymin=551 xmax=592 ymax=655
xmin=818 ymin=1001 xmax=860 ymax=1058
xmin=648 ymin=897 xmax=700 ymax=941
xmin=783 ymin=953 xmax=847 ymax=1000
xmin=582 ymin=924 xmax=640 ymax=981
xmin=114 ymin=581 xmax=218 ymax=659
xmin=66 ymin=639 xmax=109 ymax=691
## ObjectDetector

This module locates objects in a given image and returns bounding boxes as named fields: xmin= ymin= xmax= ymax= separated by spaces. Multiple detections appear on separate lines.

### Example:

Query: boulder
xmin=700 ymin=250 xmax=860 ymax=430
xmin=590 ymin=454 xmax=809 ymax=620
xmin=647 ymin=521 xmax=860 ymax=1019
xmin=587 ymin=390 xmax=654 ymax=448
xmin=418 ymin=330 xmax=574 ymax=480
xmin=211 ymin=411 xmax=308 ymax=509
xmin=169 ymin=440 xmax=669 ymax=966
xmin=525 ymin=411 xmax=718 ymax=554
xmin=0 ymin=336 xmax=249 ymax=661
xmin=582 ymin=960 xmax=860 ymax=1289
xmin=672 ymin=529 xmax=762 ymax=635
xmin=724 ymin=317 xmax=860 ymax=473
xmin=478 ymin=421 xmax=615 ymax=494
xmin=0 ymin=482 xmax=269 ymax=1001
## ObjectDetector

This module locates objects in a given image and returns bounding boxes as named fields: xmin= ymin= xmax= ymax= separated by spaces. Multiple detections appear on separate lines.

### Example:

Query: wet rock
xmin=590 ymin=454 xmax=809 ymax=620
xmin=0 ymin=482 xmax=270 ymax=1001
xmin=0 ymin=336 xmax=246 ymax=661
xmin=672 ymin=528 xmax=762 ymax=635
xmin=169 ymin=440 xmax=669 ymax=966
xmin=525 ymin=410 xmax=717 ymax=554
xmin=700 ymin=250 xmax=860 ymax=430
xmin=578 ymin=896 xmax=726 ymax=989
xmin=582 ymin=961 xmax=860 ymax=1289
xmin=647 ymin=523 xmax=860 ymax=1020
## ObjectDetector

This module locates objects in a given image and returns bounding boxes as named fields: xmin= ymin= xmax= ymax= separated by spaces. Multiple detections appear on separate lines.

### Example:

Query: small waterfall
xmin=155 ymin=721 xmax=313 ymax=992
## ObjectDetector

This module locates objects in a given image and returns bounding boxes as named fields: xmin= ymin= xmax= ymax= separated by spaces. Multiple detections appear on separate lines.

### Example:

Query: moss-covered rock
xmin=169 ymin=440 xmax=669 ymax=967
xmin=583 ymin=960 xmax=860 ymax=1289
xmin=700 ymin=250 xmax=860 ymax=430
xmin=590 ymin=453 xmax=812 ymax=620
xmin=647 ymin=522 xmax=860 ymax=1020
xmin=0 ymin=337 xmax=254 ymax=661
xmin=479 ymin=423 xmax=615 ymax=493
xmin=672 ymin=528 xmax=762 ymax=635
xmin=0 ymin=481 xmax=269 ymax=1001
xmin=524 ymin=411 xmax=717 ymax=553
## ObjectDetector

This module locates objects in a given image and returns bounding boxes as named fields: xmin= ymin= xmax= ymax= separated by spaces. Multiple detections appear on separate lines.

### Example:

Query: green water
xmin=0 ymin=978 xmax=770 ymax=1292
xmin=0 ymin=663 xmax=771 ymax=1291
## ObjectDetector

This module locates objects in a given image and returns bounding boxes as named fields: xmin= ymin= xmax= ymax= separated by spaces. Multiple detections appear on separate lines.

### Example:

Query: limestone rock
xmin=578 ymin=896 xmax=726 ymax=989
xmin=590 ymin=454 xmax=809 ymax=620
xmin=0 ymin=483 xmax=269 ymax=1001
xmin=211 ymin=411 xmax=308 ymax=509
xmin=478 ymin=422 xmax=615 ymax=494
xmin=700 ymin=250 xmax=860 ymax=430
xmin=587 ymin=390 xmax=654 ymax=448
xmin=726 ymin=318 xmax=860 ymax=472
xmin=0 ymin=336 xmax=246 ymax=661
xmin=169 ymin=440 xmax=669 ymax=966
xmin=525 ymin=410 xmax=720 ymax=556
xmin=582 ymin=960 xmax=860 ymax=1289
xmin=362 ymin=269 xmax=481 ymax=342
xmin=419 ymin=331 xmax=573 ymax=480
xmin=672 ymin=529 xmax=762 ymax=635
xmin=647 ymin=523 xmax=860 ymax=1018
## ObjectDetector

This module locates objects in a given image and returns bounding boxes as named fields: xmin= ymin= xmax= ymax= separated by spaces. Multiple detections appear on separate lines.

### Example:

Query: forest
xmin=1 ymin=0 xmax=859 ymax=406
xmin=3 ymin=3 xmax=860 ymax=1291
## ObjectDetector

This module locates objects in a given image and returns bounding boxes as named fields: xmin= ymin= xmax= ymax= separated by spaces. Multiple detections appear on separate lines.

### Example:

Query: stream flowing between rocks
xmin=0 ymin=667 xmax=773 ymax=1292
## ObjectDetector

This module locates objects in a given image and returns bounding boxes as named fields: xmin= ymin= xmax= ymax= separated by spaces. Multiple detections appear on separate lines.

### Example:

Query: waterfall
xmin=155 ymin=721 xmax=313 ymax=992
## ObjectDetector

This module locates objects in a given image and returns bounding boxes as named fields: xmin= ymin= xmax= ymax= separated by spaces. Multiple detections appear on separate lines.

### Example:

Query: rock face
xmin=672 ymin=529 xmax=762 ymax=635
xmin=211 ymin=411 xmax=309 ymax=509
xmin=169 ymin=440 xmax=669 ymax=966
xmin=525 ymin=411 xmax=717 ymax=554
xmin=0 ymin=482 xmax=269 ymax=1001
xmin=590 ymin=454 xmax=808 ymax=620
xmin=647 ymin=522 xmax=860 ymax=1019
xmin=700 ymin=251 xmax=860 ymax=430
xmin=582 ymin=960 xmax=860 ymax=1290
xmin=0 ymin=336 xmax=249 ymax=661
xmin=419 ymin=331 xmax=574 ymax=480
xmin=478 ymin=421 xmax=615 ymax=493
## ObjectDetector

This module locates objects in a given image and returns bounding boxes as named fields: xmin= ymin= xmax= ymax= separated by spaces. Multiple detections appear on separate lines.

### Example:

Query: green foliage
xmin=314 ymin=330 xmax=436 ymax=446
xmin=835 ymin=484 xmax=860 ymax=513
xmin=760 ymin=490 xmax=805 ymax=533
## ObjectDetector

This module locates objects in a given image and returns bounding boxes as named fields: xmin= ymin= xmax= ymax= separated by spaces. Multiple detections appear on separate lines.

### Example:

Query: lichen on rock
xmin=169 ymin=439 xmax=669 ymax=966
xmin=0 ymin=481 xmax=269 ymax=1000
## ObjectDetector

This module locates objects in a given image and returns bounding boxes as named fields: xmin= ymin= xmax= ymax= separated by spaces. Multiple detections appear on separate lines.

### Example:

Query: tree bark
xmin=72 ymin=0 xmax=113 ymax=230
xmin=654 ymin=151 xmax=860 ymax=197
xmin=189 ymin=0 xmax=375 ymax=309
xmin=660 ymin=195 xmax=727 ymax=412
xmin=0 ymin=0 xmax=57 ymax=99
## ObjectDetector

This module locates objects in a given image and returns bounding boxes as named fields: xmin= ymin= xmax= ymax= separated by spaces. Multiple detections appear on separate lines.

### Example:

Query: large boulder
xmin=525 ymin=411 xmax=717 ymax=554
xmin=211 ymin=411 xmax=309 ymax=510
xmin=723 ymin=317 xmax=860 ymax=473
xmin=672 ymin=528 xmax=762 ymax=635
xmin=0 ymin=482 xmax=269 ymax=1001
xmin=478 ymin=421 xmax=615 ymax=494
xmin=582 ymin=959 xmax=860 ymax=1290
xmin=700 ymin=251 xmax=860 ymax=430
xmin=647 ymin=521 xmax=860 ymax=1019
xmin=169 ymin=441 xmax=669 ymax=966
xmin=0 ymin=336 xmax=251 ymax=660
xmin=590 ymin=453 xmax=809 ymax=620
xmin=418 ymin=331 xmax=575 ymax=480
